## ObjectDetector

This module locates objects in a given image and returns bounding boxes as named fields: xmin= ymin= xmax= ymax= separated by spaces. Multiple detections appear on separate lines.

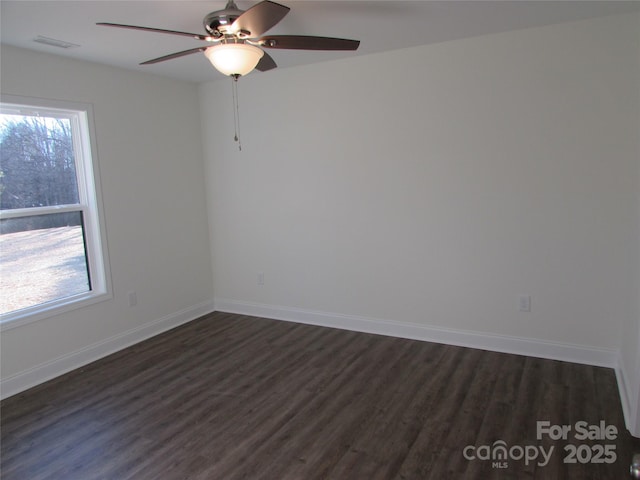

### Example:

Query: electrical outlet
xmin=128 ymin=291 xmax=138 ymax=307
xmin=518 ymin=295 xmax=531 ymax=312
xmin=257 ymin=272 xmax=264 ymax=286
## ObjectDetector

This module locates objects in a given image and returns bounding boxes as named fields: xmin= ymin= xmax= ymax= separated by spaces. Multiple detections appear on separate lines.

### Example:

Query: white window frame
xmin=0 ymin=94 xmax=112 ymax=330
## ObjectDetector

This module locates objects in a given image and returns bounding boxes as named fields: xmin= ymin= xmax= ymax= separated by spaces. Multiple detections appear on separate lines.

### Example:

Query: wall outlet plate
xmin=518 ymin=295 xmax=531 ymax=312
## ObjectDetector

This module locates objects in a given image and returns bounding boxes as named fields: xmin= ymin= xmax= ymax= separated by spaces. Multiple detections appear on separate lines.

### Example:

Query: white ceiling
xmin=2 ymin=1 xmax=638 ymax=84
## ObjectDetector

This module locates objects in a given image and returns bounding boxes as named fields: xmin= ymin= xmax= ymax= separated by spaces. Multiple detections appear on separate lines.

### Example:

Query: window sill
xmin=0 ymin=290 xmax=113 ymax=331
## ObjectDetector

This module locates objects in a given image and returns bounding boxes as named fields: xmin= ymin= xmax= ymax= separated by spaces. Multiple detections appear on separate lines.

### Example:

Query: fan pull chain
xmin=231 ymin=74 xmax=242 ymax=151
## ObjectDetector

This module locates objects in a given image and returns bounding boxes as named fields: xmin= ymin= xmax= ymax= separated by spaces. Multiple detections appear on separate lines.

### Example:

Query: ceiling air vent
xmin=33 ymin=35 xmax=80 ymax=49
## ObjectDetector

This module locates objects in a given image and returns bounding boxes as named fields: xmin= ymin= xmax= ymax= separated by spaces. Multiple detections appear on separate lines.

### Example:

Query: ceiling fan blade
xmin=140 ymin=47 xmax=208 ymax=65
xmin=255 ymin=51 xmax=277 ymax=72
xmin=97 ymin=22 xmax=212 ymax=41
xmin=259 ymin=35 xmax=360 ymax=51
xmin=232 ymin=1 xmax=290 ymax=38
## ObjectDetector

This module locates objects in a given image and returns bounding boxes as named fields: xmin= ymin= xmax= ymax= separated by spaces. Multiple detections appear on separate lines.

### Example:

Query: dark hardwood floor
xmin=2 ymin=312 xmax=639 ymax=479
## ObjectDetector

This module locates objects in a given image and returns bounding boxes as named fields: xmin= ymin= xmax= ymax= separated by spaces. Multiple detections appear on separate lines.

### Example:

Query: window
xmin=0 ymin=95 xmax=110 ymax=329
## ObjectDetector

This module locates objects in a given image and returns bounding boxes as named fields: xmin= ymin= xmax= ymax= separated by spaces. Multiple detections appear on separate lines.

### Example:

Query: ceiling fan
xmin=97 ymin=0 xmax=360 ymax=77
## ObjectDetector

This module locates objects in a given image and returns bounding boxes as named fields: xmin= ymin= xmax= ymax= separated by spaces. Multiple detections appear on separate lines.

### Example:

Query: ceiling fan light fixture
xmin=204 ymin=43 xmax=264 ymax=76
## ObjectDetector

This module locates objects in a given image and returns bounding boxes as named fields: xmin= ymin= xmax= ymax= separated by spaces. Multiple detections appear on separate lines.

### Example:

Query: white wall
xmin=201 ymin=13 xmax=640 ymax=433
xmin=0 ymin=46 xmax=215 ymax=396
xmin=623 ymin=27 xmax=640 ymax=432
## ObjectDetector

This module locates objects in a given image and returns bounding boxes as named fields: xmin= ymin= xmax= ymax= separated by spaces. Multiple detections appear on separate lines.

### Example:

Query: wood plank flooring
xmin=2 ymin=312 xmax=639 ymax=479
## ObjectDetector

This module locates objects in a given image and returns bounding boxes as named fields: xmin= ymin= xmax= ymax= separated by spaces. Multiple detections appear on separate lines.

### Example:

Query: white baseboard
xmin=616 ymin=352 xmax=640 ymax=438
xmin=615 ymin=354 xmax=632 ymax=435
xmin=214 ymin=298 xmax=619 ymax=368
xmin=0 ymin=299 xmax=216 ymax=400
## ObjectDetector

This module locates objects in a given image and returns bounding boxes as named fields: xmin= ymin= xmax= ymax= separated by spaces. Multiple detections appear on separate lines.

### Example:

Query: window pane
xmin=0 ymin=113 xmax=80 ymax=209
xmin=0 ymin=211 xmax=90 ymax=315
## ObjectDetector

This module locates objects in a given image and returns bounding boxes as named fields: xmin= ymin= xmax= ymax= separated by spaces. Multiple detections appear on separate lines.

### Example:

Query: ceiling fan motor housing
xmin=203 ymin=7 xmax=244 ymax=37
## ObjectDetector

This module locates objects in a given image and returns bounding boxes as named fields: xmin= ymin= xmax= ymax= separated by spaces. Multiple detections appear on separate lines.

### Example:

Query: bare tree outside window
xmin=1 ymin=115 xmax=79 ymax=211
